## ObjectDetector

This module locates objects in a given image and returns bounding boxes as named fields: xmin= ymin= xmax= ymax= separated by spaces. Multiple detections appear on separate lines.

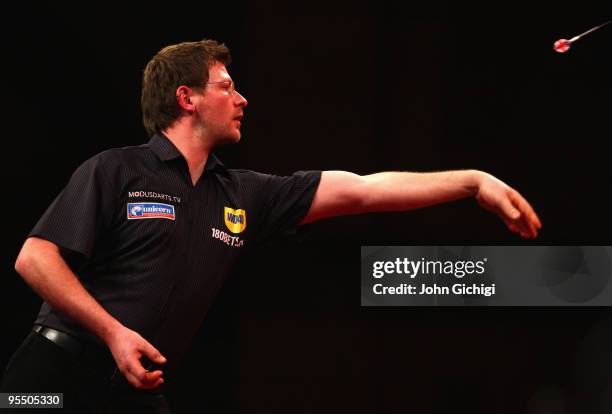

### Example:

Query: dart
xmin=554 ymin=20 xmax=611 ymax=53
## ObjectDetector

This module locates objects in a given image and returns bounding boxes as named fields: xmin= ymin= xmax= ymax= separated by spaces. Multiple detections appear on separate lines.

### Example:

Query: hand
xmin=106 ymin=325 xmax=167 ymax=390
xmin=474 ymin=172 xmax=542 ymax=238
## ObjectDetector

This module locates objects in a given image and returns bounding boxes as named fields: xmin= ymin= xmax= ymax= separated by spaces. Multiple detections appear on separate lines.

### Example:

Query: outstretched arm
xmin=300 ymin=170 xmax=542 ymax=238
xmin=14 ymin=237 xmax=167 ymax=389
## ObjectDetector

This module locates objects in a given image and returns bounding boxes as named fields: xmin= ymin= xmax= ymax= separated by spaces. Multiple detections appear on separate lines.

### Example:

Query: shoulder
xmin=225 ymin=169 xmax=321 ymax=183
xmin=221 ymin=169 xmax=320 ymax=194
xmin=222 ymin=169 xmax=322 ymax=208
xmin=67 ymin=143 xmax=153 ymax=188
xmin=95 ymin=143 xmax=151 ymax=164
xmin=76 ymin=143 xmax=153 ymax=173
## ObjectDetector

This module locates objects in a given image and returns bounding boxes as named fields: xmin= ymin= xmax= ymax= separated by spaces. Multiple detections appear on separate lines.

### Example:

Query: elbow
xmin=14 ymin=237 xmax=58 ymax=279
xmin=359 ymin=178 xmax=384 ymax=213
xmin=339 ymin=176 xmax=370 ymax=215
xmin=15 ymin=242 xmax=35 ymax=278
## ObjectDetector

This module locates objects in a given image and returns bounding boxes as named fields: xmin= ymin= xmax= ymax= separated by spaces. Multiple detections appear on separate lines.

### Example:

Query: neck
xmin=162 ymin=123 xmax=212 ymax=185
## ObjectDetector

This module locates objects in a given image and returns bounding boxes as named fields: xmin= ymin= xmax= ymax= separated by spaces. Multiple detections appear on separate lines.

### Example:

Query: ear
xmin=176 ymin=85 xmax=197 ymax=113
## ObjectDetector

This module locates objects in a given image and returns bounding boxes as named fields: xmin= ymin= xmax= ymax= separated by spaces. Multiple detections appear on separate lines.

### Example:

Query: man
xmin=2 ymin=39 xmax=541 ymax=413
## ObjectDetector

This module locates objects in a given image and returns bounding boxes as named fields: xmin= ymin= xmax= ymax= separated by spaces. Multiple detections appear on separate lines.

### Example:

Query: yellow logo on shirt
xmin=224 ymin=207 xmax=247 ymax=234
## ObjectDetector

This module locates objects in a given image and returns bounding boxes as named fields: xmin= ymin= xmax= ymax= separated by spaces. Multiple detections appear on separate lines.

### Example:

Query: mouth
xmin=233 ymin=114 xmax=243 ymax=122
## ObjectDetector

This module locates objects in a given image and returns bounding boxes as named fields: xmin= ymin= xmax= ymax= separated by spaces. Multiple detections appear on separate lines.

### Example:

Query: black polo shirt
xmin=29 ymin=133 xmax=321 ymax=371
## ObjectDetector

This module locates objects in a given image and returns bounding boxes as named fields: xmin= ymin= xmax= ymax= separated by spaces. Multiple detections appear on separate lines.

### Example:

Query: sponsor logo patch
xmin=224 ymin=207 xmax=246 ymax=234
xmin=127 ymin=203 xmax=175 ymax=220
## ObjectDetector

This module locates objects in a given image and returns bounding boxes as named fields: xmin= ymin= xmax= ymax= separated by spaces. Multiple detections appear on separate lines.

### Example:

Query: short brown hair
xmin=141 ymin=39 xmax=231 ymax=136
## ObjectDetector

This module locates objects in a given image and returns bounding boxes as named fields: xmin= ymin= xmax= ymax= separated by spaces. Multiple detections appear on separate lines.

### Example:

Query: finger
xmin=151 ymin=377 xmax=164 ymax=389
xmin=522 ymin=216 xmax=538 ymax=238
xmin=125 ymin=354 xmax=152 ymax=383
xmin=139 ymin=378 xmax=164 ymax=390
xmin=125 ymin=372 xmax=162 ymax=390
xmin=124 ymin=370 xmax=145 ymax=389
xmin=124 ymin=367 xmax=164 ymax=390
xmin=140 ymin=341 xmax=167 ymax=365
xmin=514 ymin=221 xmax=530 ymax=239
xmin=502 ymin=218 xmax=520 ymax=234
xmin=148 ymin=379 xmax=164 ymax=390
xmin=496 ymin=193 xmax=522 ymax=222
xmin=143 ymin=370 xmax=164 ymax=384
xmin=509 ymin=193 xmax=540 ymax=237
xmin=513 ymin=209 xmax=535 ymax=238
xmin=515 ymin=217 xmax=534 ymax=239
xmin=521 ymin=198 xmax=542 ymax=229
xmin=529 ymin=209 xmax=542 ymax=231
xmin=519 ymin=206 xmax=538 ymax=237
xmin=504 ymin=213 xmax=532 ymax=239
xmin=133 ymin=365 xmax=165 ymax=386
xmin=506 ymin=191 xmax=537 ymax=236
xmin=515 ymin=192 xmax=542 ymax=229
xmin=140 ymin=375 xmax=164 ymax=390
xmin=484 ymin=197 xmax=523 ymax=236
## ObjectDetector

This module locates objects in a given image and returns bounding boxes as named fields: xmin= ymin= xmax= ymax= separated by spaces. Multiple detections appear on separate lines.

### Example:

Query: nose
xmin=234 ymin=91 xmax=248 ymax=108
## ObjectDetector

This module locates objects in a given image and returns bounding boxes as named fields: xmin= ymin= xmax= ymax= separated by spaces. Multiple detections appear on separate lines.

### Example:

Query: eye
xmin=206 ymin=80 xmax=235 ymax=95
xmin=224 ymin=81 xmax=234 ymax=94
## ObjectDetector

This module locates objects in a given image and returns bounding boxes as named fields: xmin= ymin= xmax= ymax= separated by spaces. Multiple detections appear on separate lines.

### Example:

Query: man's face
xmin=193 ymin=62 xmax=248 ymax=146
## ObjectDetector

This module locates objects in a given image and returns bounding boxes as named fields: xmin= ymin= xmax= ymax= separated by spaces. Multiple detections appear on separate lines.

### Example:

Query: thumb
xmin=140 ymin=341 xmax=167 ymax=365
xmin=501 ymin=198 xmax=521 ymax=220
xmin=508 ymin=209 xmax=521 ymax=220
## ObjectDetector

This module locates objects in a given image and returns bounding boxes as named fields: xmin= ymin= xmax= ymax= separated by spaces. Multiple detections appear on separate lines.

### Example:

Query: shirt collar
xmin=148 ymin=132 xmax=229 ymax=177
xmin=149 ymin=132 xmax=183 ymax=161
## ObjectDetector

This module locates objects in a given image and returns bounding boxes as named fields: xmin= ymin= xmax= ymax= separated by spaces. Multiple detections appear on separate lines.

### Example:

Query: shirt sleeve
xmin=246 ymin=170 xmax=322 ymax=244
xmin=28 ymin=154 xmax=117 ymax=259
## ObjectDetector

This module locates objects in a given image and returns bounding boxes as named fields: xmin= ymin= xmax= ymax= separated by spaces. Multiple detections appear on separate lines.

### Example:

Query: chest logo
xmin=224 ymin=207 xmax=246 ymax=233
xmin=127 ymin=203 xmax=175 ymax=220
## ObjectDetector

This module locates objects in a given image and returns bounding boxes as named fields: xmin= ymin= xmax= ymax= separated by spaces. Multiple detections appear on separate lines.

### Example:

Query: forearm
xmin=361 ymin=169 xmax=484 ymax=212
xmin=14 ymin=237 xmax=121 ymax=343
xmin=303 ymin=169 xmax=540 ymax=238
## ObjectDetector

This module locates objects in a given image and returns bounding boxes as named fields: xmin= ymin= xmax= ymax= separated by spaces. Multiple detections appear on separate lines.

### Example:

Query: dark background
xmin=3 ymin=2 xmax=612 ymax=413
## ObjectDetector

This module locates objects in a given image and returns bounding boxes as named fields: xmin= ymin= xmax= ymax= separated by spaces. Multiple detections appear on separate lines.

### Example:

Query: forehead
xmin=208 ymin=62 xmax=231 ymax=81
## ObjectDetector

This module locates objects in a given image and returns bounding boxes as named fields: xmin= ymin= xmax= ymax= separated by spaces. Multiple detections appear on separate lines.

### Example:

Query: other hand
xmin=474 ymin=172 xmax=542 ymax=239
xmin=106 ymin=326 xmax=167 ymax=390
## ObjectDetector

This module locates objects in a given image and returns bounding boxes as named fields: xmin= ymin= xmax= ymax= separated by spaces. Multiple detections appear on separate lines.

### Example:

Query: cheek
xmin=204 ymin=100 xmax=232 ymax=122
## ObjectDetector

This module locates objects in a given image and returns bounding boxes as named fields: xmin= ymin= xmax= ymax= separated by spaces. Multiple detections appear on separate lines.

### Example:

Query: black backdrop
xmin=3 ymin=2 xmax=612 ymax=413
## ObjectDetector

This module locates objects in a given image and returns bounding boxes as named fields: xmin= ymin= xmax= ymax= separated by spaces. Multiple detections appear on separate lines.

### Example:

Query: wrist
xmin=465 ymin=169 xmax=486 ymax=197
xmin=97 ymin=318 xmax=124 ymax=344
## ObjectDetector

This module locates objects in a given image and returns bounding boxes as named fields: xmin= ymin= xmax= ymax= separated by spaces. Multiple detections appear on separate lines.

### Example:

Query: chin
xmin=215 ymin=133 xmax=241 ymax=147
xmin=231 ymin=130 xmax=242 ymax=143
